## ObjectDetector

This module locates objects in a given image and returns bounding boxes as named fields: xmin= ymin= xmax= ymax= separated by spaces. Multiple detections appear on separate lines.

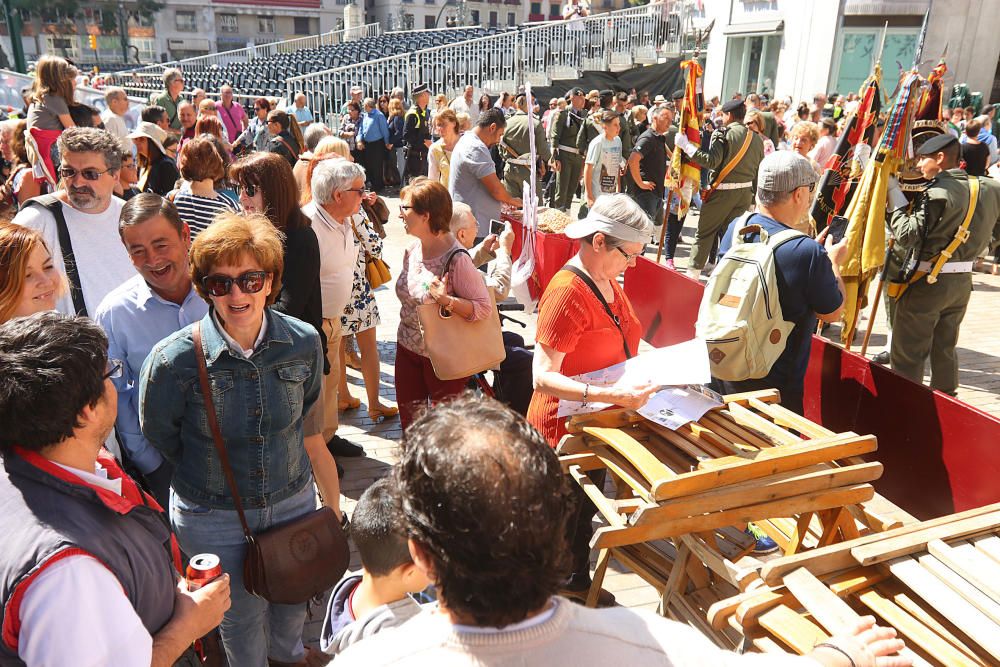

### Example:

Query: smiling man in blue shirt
xmin=358 ymin=97 xmax=391 ymax=192
xmin=94 ymin=193 xmax=209 ymax=507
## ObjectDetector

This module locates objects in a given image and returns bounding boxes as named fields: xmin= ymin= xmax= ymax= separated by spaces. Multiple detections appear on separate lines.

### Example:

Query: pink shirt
xmin=217 ymin=100 xmax=248 ymax=146
xmin=395 ymin=238 xmax=492 ymax=357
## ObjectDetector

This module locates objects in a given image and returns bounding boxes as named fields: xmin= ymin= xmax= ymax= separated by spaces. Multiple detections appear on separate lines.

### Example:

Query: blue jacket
xmin=388 ymin=115 xmax=405 ymax=147
xmin=139 ymin=308 xmax=322 ymax=509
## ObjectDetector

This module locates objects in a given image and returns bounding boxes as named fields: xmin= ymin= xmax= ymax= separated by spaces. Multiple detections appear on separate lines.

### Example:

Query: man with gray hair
xmin=151 ymin=67 xmax=184 ymax=131
xmin=710 ymin=150 xmax=847 ymax=414
xmin=101 ymin=86 xmax=132 ymax=152
xmin=12 ymin=128 xmax=135 ymax=317
xmin=293 ymin=92 xmax=314 ymax=128
xmin=302 ymin=159 xmax=367 ymax=458
xmin=627 ymin=103 xmax=675 ymax=239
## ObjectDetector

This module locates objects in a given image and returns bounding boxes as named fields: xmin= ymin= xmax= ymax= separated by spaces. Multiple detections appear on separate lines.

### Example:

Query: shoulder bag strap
xmin=192 ymin=322 xmax=254 ymax=542
xmin=349 ymin=218 xmax=372 ymax=261
xmin=24 ymin=195 xmax=87 ymax=317
xmin=704 ymin=130 xmax=754 ymax=200
xmin=275 ymin=136 xmax=299 ymax=158
xmin=563 ymin=265 xmax=632 ymax=359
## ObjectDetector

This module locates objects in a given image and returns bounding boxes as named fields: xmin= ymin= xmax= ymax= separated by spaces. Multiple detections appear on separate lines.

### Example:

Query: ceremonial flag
xmin=811 ymin=68 xmax=882 ymax=233
xmin=668 ymin=58 xmax=703 ymax=219
xmin=916 ymin=59 xmax=947 ymax=121
xmin=838 ymin=70 xmax=922 ymax=346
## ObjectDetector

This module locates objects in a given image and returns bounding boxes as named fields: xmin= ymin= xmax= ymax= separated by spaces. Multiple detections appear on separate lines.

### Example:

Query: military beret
xmin=916 ymin=133 xmax=958 ymax=156
xmin=599 ymin=89 xmax=615 ymax=99
xmin=567 ymin=87 xmax=585 ymax=99
xmin=722 ymin=99 xmax=745 ymax=114
xmin=672 ymin=89 xmax=685 ymax=100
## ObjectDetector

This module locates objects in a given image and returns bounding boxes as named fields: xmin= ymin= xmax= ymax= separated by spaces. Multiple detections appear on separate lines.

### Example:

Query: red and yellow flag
xmin=669 ymin=58 xmax=703 ymax=219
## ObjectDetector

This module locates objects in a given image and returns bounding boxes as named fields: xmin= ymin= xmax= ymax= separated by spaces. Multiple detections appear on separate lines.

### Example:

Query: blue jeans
xmin=170 ymin=481 xmax=317 ymax=666
xmin=632 ymin=189 xmax=665 ymax=227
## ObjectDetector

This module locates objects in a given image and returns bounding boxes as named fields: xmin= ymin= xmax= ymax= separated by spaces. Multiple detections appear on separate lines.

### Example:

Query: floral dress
xmin=341 ymin=212 xmax=383 ymax=335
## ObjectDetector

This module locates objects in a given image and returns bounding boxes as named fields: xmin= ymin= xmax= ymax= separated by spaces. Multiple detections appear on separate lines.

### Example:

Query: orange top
xmin=527 ymin=269 xmax=642 ymax=446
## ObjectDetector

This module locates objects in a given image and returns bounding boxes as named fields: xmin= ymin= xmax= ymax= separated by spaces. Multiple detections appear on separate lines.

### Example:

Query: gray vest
xmin=0 ymin=450 xmax=177 ymax=665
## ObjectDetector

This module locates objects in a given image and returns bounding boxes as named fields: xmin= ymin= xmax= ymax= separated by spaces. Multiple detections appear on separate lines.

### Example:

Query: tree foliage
xmin=12 ymin=0 xmax=165 ymax=28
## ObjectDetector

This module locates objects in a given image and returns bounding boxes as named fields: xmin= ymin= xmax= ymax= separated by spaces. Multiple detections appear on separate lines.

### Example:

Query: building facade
xmin=699 ymin=0 xmax=1000 ymax=106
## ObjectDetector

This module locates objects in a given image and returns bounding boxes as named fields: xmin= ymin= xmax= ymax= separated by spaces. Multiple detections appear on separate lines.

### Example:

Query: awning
xmin=722 ymin=20 xmax=784 ymax=36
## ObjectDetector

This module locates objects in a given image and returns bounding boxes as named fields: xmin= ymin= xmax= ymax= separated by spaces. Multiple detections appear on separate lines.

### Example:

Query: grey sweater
xmin=319 ymin=572 xmax=423 ymax=656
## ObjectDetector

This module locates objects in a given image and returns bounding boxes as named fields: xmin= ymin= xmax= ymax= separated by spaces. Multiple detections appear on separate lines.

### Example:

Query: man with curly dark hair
xmin=337 ymin=393 xmax=909 ymax=667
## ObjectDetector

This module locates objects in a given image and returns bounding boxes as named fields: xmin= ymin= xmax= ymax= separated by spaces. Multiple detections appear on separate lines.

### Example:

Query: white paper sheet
xmin=637 ymin=385 xmax=724 ymax=431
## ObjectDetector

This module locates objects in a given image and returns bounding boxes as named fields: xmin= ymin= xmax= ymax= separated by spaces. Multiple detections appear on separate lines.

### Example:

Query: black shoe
xmin=872 ymin=351 xmax=890 ymax=365
xmin=327 ymin=435 xmax=365 ymax=458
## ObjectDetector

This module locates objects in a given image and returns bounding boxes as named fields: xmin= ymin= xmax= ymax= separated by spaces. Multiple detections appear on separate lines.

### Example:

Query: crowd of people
xmin=4 ymin=46 xmax=998 ymax=667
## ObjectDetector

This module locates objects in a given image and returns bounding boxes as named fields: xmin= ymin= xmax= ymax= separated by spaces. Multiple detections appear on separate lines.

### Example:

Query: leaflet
xmin=637 ymin=385 xmax=724 ymax=431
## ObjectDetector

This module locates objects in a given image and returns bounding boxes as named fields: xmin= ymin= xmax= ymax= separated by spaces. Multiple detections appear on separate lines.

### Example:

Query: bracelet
xmin=448 ymin=295 xmax=457 ymax=311
xmin=813 ymin=642 xmax=857 ymax=667
xmin=582 ymin=383 xmax=590 ymax=407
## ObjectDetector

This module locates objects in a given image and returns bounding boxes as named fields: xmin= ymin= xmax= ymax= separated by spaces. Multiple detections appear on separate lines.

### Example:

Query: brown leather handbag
xmin=193 ymin=322 xmax=350 ymax=605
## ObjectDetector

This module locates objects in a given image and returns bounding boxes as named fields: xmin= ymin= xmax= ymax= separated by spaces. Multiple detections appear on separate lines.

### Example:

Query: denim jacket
xmin=139 ymin=308 xmax=322 ymax=509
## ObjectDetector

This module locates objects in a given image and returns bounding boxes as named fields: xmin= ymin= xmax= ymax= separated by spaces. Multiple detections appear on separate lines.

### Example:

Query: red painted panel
xmin=623 ymin=256 xmax=1000 ymax=520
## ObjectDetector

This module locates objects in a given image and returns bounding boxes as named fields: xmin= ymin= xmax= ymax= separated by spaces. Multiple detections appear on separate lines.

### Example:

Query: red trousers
xmin=394 ymin=343 xmax=469 ymax=430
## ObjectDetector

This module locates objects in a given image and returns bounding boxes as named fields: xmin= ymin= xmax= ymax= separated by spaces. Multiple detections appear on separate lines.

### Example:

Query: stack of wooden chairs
xmin=710 ymin=502 xmax=1000 ymax=665
xmin=556 ymin=388 xmax=894 ymax=645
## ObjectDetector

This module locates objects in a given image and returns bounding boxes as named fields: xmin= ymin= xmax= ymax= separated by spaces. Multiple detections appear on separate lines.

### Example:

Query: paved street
xmin=302 ymin=196 xmax=1000 ymax=653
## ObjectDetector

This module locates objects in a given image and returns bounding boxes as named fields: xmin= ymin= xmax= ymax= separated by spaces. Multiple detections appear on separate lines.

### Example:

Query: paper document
xmin=556 ymin=338 xmax=712 ymax=418
xmin=637 ymin=385 xmax=724 ymax=431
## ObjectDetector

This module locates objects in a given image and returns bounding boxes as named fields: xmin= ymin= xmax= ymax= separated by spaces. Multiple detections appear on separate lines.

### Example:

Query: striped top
xmin=170 ymin=191 xmax=241 ymax=238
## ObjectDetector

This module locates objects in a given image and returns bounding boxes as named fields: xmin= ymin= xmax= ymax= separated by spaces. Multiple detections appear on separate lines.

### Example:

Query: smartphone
xmin=827 ymin=215 xmax=849 ymax=244
xmin=490 ymin=219 xmax=505 ymax=236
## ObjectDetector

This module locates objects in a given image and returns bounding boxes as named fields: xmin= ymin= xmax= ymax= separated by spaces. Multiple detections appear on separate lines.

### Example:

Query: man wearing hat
xmin=576 ymin=89 xmax=615 ymax=157
xmin=403 ymin=83 xmax=432 ymax=183
xmin=887 ymin=133 xmax=1000 ymax=395
xmin=676 ymin=98 xmax=765 ymax=279
xmin=711 ymin=151 xmax=847 ymax=414
xmin=549 ymin=87 xmax=587 ymax=211
xmin=340 ymin=85 xmax=364 ymax=115
xmin=500 ymin=92 xmax=551 ymax=199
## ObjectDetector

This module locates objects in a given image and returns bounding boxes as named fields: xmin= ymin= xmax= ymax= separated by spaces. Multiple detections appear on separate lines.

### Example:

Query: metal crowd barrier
xmin=411 ymin=30 xmax=520 ymax=99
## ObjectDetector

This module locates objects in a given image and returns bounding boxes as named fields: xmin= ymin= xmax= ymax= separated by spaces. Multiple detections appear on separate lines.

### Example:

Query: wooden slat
xmin=568 ymin=466 xmax=626 ymax=528
xmin=648 ymin=434 xmax=876 ymax=501
xmin=851 ymin=510 xmax=1000 ymax=567
xmin=701 ymin=412 xmax=774 ymax=450
xmin=757 ymin=604 xmax=828 ymax=654
xmin=720 ymin=388 xmax=782 ymax=405
xmin=918 ymin=552 xmax=1000 ymax=625
xmin=583 ymin=426 xmax=676 ymax=487
xmin=566 ymin=408 xmax=645 ymax=433
xmin=593 ymin=484 xmax=874 ymax=549
xmin=557 ymin=452 xmax=605 ymax=473
xmin=642 ymin=419 xmax=719 ymax=462
xmin=584 ymin=442 xmax=656 ymax=503
xmin=747 ymin=397 xmax=833 ymax=438
xmin=726 ymin=402 xmax=803 ymax=446
xmin=857 ymin=586 xmax=986 ymax=667
xmin=630 ymin=463 xmax=883 ymax=527
xmin=761 ymin=502 xmax=1000 ymax=585
xmin=930 ymin=539 xmax=1000 ymax=606
xmin=783 ymin=567 xmax=861 ymax=634
xmin=972 ymin=535 xmax=1000 ymax=564
xmin=889 ymin=556 xmax=1000 ymax=661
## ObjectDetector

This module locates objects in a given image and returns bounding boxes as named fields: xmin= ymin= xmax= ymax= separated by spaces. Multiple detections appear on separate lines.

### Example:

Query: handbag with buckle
xmin=416 ymin=248 xmax=505 ymax=380
xmin=192 ymin=322 xmax=350 ymax=605
xmin=350 ymin=217 xmax=392 ymax=289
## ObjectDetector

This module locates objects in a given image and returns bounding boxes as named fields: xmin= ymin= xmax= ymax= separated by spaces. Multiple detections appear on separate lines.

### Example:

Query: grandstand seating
xmin=111 ymin=27 xmax=510 ymax=101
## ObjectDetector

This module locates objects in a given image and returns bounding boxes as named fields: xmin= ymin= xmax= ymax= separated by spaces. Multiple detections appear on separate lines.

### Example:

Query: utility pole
xmin=117 ymin=0 xmax=130 ymax=64
xmin=2 ymin=0 xmax=27 ymax=73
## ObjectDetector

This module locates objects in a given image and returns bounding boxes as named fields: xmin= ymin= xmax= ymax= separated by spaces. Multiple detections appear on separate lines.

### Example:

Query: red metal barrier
xmin=624 ymin=256 xmax=1000 ymax=520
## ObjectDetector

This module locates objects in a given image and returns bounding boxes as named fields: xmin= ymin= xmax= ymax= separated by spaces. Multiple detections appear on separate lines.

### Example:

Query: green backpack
xmin=696 ymin=214 xmax=804 ymax=381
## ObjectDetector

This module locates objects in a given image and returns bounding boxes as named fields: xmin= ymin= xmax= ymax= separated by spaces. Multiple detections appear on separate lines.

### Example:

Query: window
xmin=175 ymin=10 xmax=197 ymax=32
xmin=549 ymin=3 xmax=560 ymax=18
xmin=219 ymin=14 xmax=238 ymax=33
xmin=294 ymin=17 xmax=310 ymax=34
xmin=424 ymin=15 xmax=435 ymax=28
xmin=530 ymin=2 xmax=541 ymax=14
xmin=488 ymin=10 xmax=498 ymax=26
xmin=831 ymin=28 xmax=917 ymax=96
xmin=44 ymin=34 xmax=80 ymax=59
xmin=258 ymin=16 xmax=275 ymax=34
xmin=721 ymin=33 xmax=780 ymax=98
xmin=507 ymin=11 xmax=515 ymax=25
xmin=470 ymin=9 xmax=480 ymax=24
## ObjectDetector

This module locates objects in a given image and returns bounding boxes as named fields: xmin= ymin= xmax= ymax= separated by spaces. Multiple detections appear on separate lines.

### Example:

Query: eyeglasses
xmin=798 ymin=182 xmax=817 ymax=193
xmin=104 ymin=359 xmax=124 ymax=380
xmin=616 ymin=247 xmax=641 ymax=262
xmin=344 ymin=187 xmax=371 ymax=196
xmin=59 ymin=166 xmax=113 ymax=181
xmin=399 ymin=204 xmax=414 ymax=211
xmin=235 ymin=183 xmax=258 ymax=197
xmin=202 ymin=271 xmax=268 ymax=297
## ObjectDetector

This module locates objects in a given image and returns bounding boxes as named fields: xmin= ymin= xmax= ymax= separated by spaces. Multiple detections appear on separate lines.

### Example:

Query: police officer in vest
xmin=501 ymin=92 xmax=551 ymax=199
xmin=675 ymin=98 xmax=765 ymax=280
xmin=549 ymin=87 xmax=587 ymax=211
xmin=0 ymin=312 xmax=230 ymax=665
xmin=403 ymin=82 xmax=432 ymax=184
xmin=888 ymin=133 xmax=1000 ymax=394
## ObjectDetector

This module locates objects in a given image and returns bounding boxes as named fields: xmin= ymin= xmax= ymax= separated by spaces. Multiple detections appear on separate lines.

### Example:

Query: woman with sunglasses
xmin=139 ymin=212 xmax=339 ymax=667
xmin=395 ymin=178 xmax=492 ymax=430
xmin=526 ymin=194 xmax=658 ymax=606
xmin=0 ymin=222 xmax=64 ymax=324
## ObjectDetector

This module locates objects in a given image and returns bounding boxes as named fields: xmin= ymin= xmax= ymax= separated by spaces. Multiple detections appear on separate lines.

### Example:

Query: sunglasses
xmin=59 ymin=166 xmax=112 ymax=181
xmin=235 ymin=183 xmax=258 ymax=197
xmin=104 ymin=359 xmax=124 ymax=380
xmin=202 ymin=271 xmax=268 ymax=297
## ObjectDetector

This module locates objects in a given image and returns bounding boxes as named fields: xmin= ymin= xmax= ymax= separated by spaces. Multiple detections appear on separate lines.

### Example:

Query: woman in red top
xmin=527 ymin=194 xmax=658 ymax=603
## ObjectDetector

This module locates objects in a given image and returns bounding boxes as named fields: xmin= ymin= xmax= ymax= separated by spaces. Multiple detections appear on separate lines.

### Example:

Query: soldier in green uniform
xmin=675 ymin=98 xmax=765 ymax=279
xmin=576 ymin=89 xmax=614 ymax=156
xmin=549 ymin=87 xmax=587 ymax=211
xmin=500 ymin=93 xmax=551 ymax=199
xmin=402 ymin=82 xmax=432 ymax=184
xmin=888 ymin=134 xmax=1000 ymax=395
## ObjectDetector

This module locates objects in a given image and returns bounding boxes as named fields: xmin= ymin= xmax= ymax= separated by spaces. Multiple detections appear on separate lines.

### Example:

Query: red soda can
xmin=186 ymin=553 xmax=223 ymax=591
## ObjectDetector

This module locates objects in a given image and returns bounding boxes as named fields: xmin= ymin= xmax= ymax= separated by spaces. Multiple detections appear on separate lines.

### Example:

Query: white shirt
xmin=303 ymin=200 xmax=358 ymax=319
xmin=449 ymin=96 xmax=480 ymax=127
xmin=13 ymin=196 xmax=135 ymax=316
xmin=18 ymin=463 xmax=153 ymax=667
xmin=101 ymin=109 xmax=132 ymax=153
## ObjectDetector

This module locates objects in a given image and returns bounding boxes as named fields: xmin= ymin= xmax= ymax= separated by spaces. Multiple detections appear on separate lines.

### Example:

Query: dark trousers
xmin=663 ymin=211 xmax=685 ymax=260
xmin=403 ymin=146 xmax=428 ymax=184
xmin=394 ymin=343 xmax=469 ymax=430
xmin=362 ymin=138 xmax=386 ymax=192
